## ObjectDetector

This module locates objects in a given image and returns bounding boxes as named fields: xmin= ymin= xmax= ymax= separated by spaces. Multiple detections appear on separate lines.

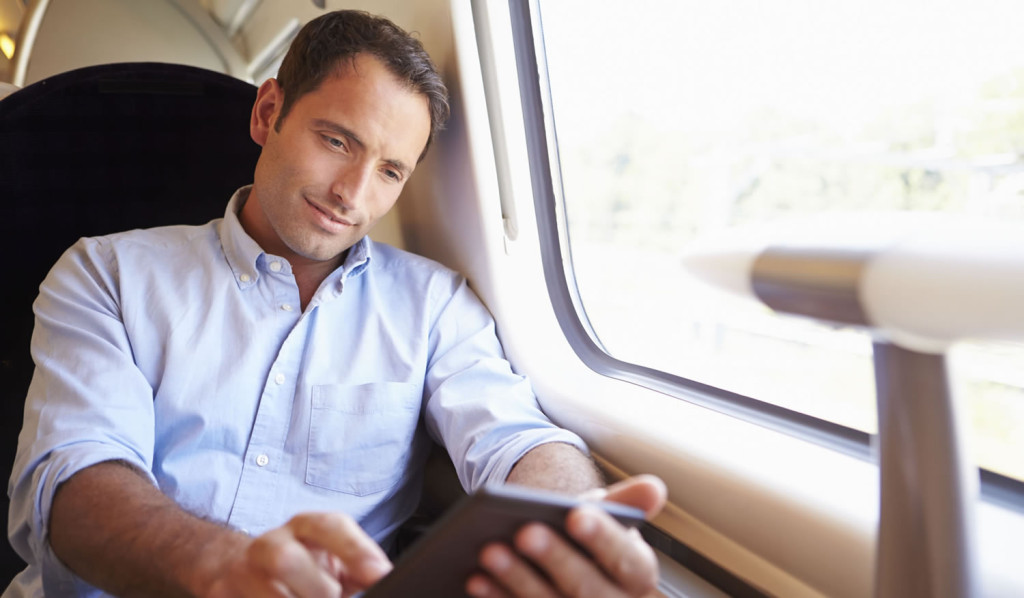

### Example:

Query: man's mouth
xmin=307 ymin=199 xmax=354 ymax=228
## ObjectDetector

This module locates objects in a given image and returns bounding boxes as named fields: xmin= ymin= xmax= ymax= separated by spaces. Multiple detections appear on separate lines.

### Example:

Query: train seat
xmin=0 ymin=61 xmax=261 ymax=584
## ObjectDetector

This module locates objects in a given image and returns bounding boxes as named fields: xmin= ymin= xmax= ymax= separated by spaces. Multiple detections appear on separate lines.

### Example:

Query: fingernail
xmin=361 ymin=558 xmax=392 ymax=579
xmin=466 ymin=576 xmax=490 ymax=597
xmin=519 ymin=525 xmax=549 ymax=556
xmin=572 ymin=507 xmax=599 ymax=539
xmin=483 ymin=545 xmax=512 ymax=572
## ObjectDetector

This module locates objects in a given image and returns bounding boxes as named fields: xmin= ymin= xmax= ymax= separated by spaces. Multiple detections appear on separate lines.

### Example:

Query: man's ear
xmin=251 ymin=78 xmax=283 ymax=147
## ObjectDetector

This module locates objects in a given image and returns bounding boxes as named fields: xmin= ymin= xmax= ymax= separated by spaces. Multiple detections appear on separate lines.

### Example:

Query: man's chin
xmin=288 ymin=240 xmax=356 ymax=264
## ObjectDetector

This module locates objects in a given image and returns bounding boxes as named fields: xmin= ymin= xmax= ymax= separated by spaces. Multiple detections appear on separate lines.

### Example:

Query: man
xmin=6 ymin=10 xmax=665 ymax=597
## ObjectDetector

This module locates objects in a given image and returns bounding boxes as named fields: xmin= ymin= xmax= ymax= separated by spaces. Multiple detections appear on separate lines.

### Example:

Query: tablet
xmin=363 ymin=484 xmax=646 ymax=597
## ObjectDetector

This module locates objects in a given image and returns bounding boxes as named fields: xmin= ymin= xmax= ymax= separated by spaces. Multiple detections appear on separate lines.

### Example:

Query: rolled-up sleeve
xmin=8 ymin=237 xmax=158 ymax=584
xmin=422 ymin=276 xmax=588 ymax=491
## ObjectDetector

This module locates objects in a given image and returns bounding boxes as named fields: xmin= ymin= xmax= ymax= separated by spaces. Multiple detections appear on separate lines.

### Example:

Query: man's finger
xmin=247 ymin=526 xmax=342 ymax=596
xmin=466 ymin=571 xmax=513 ymax=598
xmin=513 ymin=523 xmax=622 ymax=597
xmin=477 ymin=541 xmax=561 ymax=598
xmin=287 ymin=512 xmax=393 ymax=588
xmin=565 ymin=506 xmax=659 ymax=596
xmin=600 ymin=475 xmax=667 ymax=519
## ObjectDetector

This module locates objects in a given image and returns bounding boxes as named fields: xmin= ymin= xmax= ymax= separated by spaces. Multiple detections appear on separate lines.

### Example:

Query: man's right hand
xmin=48 ymin=462 xmax=392 ymax=598
xmin=206 ymin=512 xmax=393 ymax=598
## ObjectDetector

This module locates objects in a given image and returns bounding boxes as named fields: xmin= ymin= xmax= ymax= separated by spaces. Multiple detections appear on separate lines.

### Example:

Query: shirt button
xmin=274 ymin=373 xmax=285 ymax=385
xmin=269 ymin=261 xmax=282 ymax=272
xmin=256 ymin=454 xmax=269 ymax=467
xmin=281 ymin=303 xmax=294 ymax=312
xmin=239 ymin=273 xmax=251 ymax=283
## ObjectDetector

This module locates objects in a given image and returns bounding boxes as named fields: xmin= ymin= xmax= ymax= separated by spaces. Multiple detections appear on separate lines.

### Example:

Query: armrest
xmin=681 ymin=213 xmax=1024 ymax=598
xmin=681 ymin=213 xmax=1024 ymax=351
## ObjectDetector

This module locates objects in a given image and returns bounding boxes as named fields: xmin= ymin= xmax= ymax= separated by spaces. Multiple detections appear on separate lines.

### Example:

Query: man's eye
xmin=322 ymin=135 xmax=345 ymax=149
xmin=384 ymin=169 xmax=401 ymax=181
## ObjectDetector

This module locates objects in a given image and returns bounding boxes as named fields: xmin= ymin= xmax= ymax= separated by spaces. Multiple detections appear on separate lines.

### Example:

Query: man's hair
xmin=275 ymin=10 xmax=450 ymax=160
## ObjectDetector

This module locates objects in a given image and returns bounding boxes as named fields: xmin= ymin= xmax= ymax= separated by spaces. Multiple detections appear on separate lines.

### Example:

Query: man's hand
xmin=206 ymin=512 xmax=393 ymax=598
xmin=467 ymin=474 xmax=667 ymax=598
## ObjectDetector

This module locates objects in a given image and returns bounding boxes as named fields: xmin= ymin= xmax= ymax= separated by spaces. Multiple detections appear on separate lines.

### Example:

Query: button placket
xmin=263 ymin=257 xmax=302 ymax=317
xmin=226 ymin=268 xmax=307 ymax=534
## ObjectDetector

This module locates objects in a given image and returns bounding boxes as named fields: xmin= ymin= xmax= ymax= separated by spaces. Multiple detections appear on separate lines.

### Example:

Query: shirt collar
xmin=344 ymin=234 xmax=372 ymax=278
xmin=219 ymin=187 xmax=264 ymax=290
xmin=218 ymin=186 xmax=374 ymax=292
xmin=313 ymin=234 xmax=373 ymax=304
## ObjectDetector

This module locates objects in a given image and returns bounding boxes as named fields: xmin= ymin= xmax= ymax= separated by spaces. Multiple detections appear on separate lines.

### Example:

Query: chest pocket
xmin=306 ymin=382 xmax=423 ymax=496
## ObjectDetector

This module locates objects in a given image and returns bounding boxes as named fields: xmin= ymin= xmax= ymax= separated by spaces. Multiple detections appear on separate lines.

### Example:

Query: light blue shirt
xmin=6 ymin=188 xmax=586 ymax=597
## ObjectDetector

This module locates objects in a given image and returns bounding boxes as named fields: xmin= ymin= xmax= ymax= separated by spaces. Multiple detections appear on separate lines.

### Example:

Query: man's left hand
xmin=466 ymin=474 xmax=666 ymax=598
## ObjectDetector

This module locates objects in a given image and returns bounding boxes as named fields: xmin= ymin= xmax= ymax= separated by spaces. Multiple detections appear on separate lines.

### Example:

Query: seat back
xmin=0 ymin=62 xmax=260 ymax=583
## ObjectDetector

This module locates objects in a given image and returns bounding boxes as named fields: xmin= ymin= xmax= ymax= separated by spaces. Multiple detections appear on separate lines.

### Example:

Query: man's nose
xmin=332 ymin=163 xmax=373 ymax=210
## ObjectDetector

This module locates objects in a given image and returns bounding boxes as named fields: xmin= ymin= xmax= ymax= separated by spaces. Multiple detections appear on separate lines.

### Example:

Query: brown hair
xmin=275 ymin=10 xmax=450 ymax=160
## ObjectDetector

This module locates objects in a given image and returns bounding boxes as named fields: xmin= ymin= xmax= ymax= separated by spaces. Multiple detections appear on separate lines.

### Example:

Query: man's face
xmin=243 ymin=53 xmax=431 ymax=267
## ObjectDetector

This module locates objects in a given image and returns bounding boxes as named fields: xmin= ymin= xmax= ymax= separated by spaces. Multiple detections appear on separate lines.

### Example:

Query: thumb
xmin=600 ymin=474 xmax=667 ymax=519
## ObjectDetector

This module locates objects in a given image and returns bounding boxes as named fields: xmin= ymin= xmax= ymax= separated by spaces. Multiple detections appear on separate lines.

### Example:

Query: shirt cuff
xmin=19 ymin=443 xmax=156 ymax=588
xmin=476 ymin=427 xmax=590 ymax=490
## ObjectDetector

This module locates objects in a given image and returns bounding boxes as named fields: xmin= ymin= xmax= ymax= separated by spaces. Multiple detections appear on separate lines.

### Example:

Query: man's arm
xmin=49 ymin=461 xmax=247 ymax=597
xmin=469 ymin=443 xmax=665 ymax=598
xmin=49 ymin=461 xmax=392 ymax=597
xmin=505 ymin=442 xmax=604 ymax=494
xmin=418 ymin=273 xmax=663 ymax=596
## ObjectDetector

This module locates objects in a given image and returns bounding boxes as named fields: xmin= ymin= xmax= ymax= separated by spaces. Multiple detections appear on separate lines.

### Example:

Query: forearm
xmin=505 ymin=442 xmax=604 ymax=494
xmin=49 ymin=460 xmax=250 ymax=597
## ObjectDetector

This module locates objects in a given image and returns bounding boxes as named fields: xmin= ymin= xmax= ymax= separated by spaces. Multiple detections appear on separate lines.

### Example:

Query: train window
xmin=531 ymin=0 xmax=1024 ymax=482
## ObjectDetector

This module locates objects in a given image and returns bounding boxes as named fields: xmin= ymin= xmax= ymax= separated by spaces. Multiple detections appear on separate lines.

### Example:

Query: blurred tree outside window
xmin=538 ymin=0 xmax=1024 ymax=481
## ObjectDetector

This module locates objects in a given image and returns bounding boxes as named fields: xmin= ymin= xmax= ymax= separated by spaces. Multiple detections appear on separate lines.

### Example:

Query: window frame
xmin=507 ymin=0 xmax=1024 ymax=504
xmin=507 ymin=0 xmax=868 ymax=456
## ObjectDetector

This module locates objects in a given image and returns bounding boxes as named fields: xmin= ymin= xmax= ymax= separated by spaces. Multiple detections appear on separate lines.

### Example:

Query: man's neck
xmin=292 ymin=254 xmax=346 ymax=310
xmin=235 ymin=188 xmax=349 ymax=310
